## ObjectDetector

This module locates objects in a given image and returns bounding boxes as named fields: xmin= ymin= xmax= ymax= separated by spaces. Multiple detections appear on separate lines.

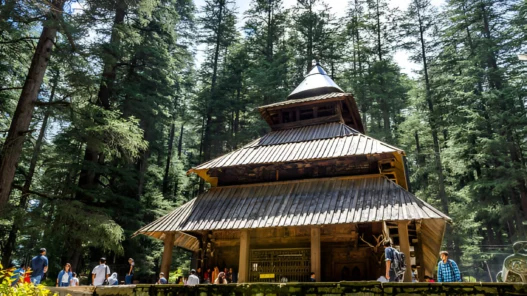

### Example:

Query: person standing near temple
xmin=212 ymin=266 xmax=219 ymax=283
xmin=309 ymin=272 xmax=316 ymax=282
xmin=91 ymin=257 xmax=110 ymax=286
xmin=437 ymin=251 xmax=461 ymax=282
xmin=71 ymin=273 xmax=80 ymax=287
xmin=384 ymin=241 xmax=402 ymax=282
xmin=187 ymin=269 xmax=200 ymax=286
xmin=56 ymin=263 xmax=73 ymax=287
xmin=157 ymin=272 xmax=167 ymax=284
xmin=30 ymin=248 xmax=48 ymax=284
xmin=203 ymin=268 xmax=211 ymax=283
xmin=125 ymin=258 xmax=134 ymax=284
xmin=214 ymin=272 xmax=227 ymax=284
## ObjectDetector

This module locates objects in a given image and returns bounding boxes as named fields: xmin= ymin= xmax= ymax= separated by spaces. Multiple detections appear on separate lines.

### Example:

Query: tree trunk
xmin=0 ymin=0 xmax=65 ymax=214
xmin=77 ymin=0 xmax=127 ymax=203
xmin=163 ymin=122 xmax=176 ymax=196
xmin=177 ymin=124 xmax=184 ymax=159
xmin=201 ymin=0 xmax=226 ymax=193
xmin=0 ymin=69 xmax=59 ymax=267
xmin=414 ymin=0 xmax=448 ymax=215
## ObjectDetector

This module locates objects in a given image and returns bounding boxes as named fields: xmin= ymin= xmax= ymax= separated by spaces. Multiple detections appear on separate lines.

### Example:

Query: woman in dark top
xmin=125 ymin=258 xmax=134 ymax=284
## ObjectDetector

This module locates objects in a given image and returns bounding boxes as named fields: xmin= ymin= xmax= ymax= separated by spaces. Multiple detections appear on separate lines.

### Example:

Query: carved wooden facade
xmin=134 ymin=62 xmax=450 ymax=283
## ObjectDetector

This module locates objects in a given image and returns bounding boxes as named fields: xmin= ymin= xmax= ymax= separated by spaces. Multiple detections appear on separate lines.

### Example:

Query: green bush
xmin=0 ymin=263 xmax=55 ymax=296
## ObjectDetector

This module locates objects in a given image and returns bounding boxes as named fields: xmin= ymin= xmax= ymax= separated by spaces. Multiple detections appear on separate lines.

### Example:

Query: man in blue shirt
xmin=30 ymin=248 xmax=48 ymax=284
xmin=384 ymin=240 xmax=401 ymax=282
xmin=437 ymin=251 xmax=461 ymax=282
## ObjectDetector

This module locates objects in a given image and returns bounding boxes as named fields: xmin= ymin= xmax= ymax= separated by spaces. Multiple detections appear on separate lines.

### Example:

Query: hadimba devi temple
xmin=134 ymin=62 xmax=450 ymax=283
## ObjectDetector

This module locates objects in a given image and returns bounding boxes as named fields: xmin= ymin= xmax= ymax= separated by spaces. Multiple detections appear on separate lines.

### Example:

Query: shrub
xmin=0 ymin=263 xmax=54 ymax=296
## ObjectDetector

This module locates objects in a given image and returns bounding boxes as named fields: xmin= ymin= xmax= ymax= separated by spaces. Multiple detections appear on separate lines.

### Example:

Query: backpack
xmin=391 ymin=248 xmax=407 ymax=276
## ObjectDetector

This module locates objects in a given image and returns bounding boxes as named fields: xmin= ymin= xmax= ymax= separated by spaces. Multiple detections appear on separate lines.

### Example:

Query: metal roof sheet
xmin=192 ymin=123 xmax=401 ymax=170
xmin=134 ymin=176 xmax=450 ymax=236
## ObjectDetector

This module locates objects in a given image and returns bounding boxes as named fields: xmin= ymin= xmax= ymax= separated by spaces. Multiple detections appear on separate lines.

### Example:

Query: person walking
xmin=91 ymin=257 xmax=110 ymax=286
xmin=71 ymin=272 xmax=80 ymax=287
xmin=56 ymin=263 xmax=73 ymax=287
xmin=214 ymin=272 xmax=227 ymax=284
xmin=187 ymin=269 xmax=200 ymax=286
xmin=30 ymin=248 xmax=48 ymax=284
xmin=125 ymin=258 xmax=134 ymax=284
xmin=383 ymin=240 xmax=402 ymax=282
xmin=437 ymin=251 xmax=461 ymax=282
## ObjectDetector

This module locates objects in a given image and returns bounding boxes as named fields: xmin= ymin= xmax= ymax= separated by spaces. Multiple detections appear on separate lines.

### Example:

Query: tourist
xmin=197 ymin=267 xmax=202 ymax=281
xmin=212 ymin=266 xmax=219 ymax=282
xmin=108 ymin=272 xmax=119 ymax=285
xmin=157 ymin=272 xmax=167 ymax=284
xmin=56 ymin=263 xmax=72 ymax=287
xmin=203 ymin=268 xmax=211 ymax=283
xmin=30 ymin=248 xmax=48 ymax=284
xmin=309 ymin=272 xmax=316 ymax=282
xmin=125 ymin=258 xmax=134 ymax=284
xmin=71 ymin=272 xmax=80 ymax=287
xmin=176 ymin=276 xmax=183 ymax=285
xmin=383 ymin=240 xmax=401 ymax=282
xmin=21 ymin=264 xmax=31 ymax=284
xmin=187 ymin=269 xmax=200 ymax=286
xmin=225 ymin=268 xmax=232 ymax=283
xmin=229 ymin=268 xmax=237 ymax=283
xmin=437 ymin=251 xmax=461 ymax=282
xmin=183 ymin=276 xmax=188 ymax=285
xmin=91 ymin=257 xmax=110 ymax=286
xmin=12 ymin=264 xmax=26 ymax=286
xmin=214 ymin=272 xmax=227 ymax=284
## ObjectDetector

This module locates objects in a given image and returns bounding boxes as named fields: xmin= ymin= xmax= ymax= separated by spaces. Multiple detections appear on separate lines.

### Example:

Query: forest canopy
xmin=1 ymin=0 xmax=526 ymax=282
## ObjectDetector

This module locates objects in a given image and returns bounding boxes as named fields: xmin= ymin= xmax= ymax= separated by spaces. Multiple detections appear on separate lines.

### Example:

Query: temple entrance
xmin=249 ymin=248 xmax=311 ymax=282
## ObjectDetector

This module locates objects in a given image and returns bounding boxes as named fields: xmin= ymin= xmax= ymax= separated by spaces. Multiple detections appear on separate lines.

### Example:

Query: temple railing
xmin=49 ymin=282 xmax=527 ymax=296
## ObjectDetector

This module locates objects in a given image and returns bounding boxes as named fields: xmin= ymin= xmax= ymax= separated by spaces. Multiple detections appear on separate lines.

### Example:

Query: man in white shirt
xmin=92 ymin=257 xmax=110 ymax=286
xmin=187 ymin=269 xmax=200 ymax=286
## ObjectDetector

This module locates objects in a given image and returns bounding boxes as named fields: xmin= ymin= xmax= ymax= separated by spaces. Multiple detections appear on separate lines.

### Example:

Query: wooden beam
xmin=416 ymin=222 xmax=425 ymax=282
xmin=397 ymin=221 xmax=413 ymax=282
xmin=238 ymin=229 xmax=250 ymax=283
xmin=311 ymin=226 xmax=321 ymax=281
xmin=160 ymin=232 xmax=175 ymax=278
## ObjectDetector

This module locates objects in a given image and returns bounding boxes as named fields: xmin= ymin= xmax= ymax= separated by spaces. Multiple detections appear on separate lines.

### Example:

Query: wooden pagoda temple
xmin=134 ymin=62 xmax=450 ymax=283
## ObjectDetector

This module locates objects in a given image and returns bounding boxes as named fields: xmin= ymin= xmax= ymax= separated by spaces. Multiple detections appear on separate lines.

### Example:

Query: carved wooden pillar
xmin=160 ymin=232 xmax=175 ymax=278
xmin=238 ymin=229 xmax=250 ymax=283
xmin=311 ymin=226 xmax=321 ymax=281
xmin=397 ymin=221 xmax=413 ymax=282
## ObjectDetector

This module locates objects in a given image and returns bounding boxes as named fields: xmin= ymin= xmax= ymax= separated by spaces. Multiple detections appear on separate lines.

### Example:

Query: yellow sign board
xmin=259 ymin=273 xmax=275 ymax=279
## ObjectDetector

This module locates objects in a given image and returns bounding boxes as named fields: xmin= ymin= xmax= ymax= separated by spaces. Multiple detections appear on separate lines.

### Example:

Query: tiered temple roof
xmin=135 ymin=61 xmax=450 ymax=281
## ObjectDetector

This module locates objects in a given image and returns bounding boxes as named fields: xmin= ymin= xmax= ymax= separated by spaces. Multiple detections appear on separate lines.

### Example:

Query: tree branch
xmin=12 ymin=184 xmax=55 ymax=199
xmin=0 ymin=87 xmax=23 ymax=91
xmin=34 ymin=100 xmax=70 ymax=107
xmin=0 ymin=37 xmax=39 ymax=44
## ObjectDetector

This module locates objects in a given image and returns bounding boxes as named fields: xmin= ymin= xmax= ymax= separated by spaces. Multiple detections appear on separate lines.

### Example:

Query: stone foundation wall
xmin=48 ymin=282 xmax=527 ymax=296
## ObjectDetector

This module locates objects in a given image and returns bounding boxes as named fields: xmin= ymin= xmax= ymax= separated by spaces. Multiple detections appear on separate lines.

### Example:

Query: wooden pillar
xmin=311 ymin=226 xmax=321 ymax=282
xmin=416 ymin=222 xmax=425 ymax=282
xmin=397 ymin=221 xmax=413 ymax=282
xmin=238 ymin=229 xmax=250 ymax=283
xmin=160 ymin=232 xmax=175 ymax=278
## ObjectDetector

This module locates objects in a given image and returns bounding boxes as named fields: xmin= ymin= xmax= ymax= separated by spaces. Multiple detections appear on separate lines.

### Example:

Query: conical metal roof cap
xmin=287 ymin=61 xmax=344 ymax=100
